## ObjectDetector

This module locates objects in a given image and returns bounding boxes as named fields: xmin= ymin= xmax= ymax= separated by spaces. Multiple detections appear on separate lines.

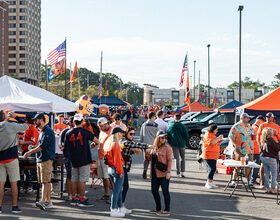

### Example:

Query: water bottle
xmin=245 ymin=154 xmax=249 ymax=165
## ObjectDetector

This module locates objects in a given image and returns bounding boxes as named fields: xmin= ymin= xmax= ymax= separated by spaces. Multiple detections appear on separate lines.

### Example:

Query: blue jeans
xmin=250 ymin=154 xmax=260 ymax=183
xmin=261 ymin=156 xmax=278 ymax=189
xmin=204 ymin=159 xmax=217 ymax=180
xmin=108 ymin=166 xmax=124 ymax=209
xmin=122 ymin=168 xmax=129 ymax=203
xmin=151 ymin=175 xmax=170 ymax=212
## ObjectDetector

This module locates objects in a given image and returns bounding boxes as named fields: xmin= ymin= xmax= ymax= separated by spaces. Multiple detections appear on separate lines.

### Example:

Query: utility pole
xmin=238 ymin=5 xmax=244 ymax=102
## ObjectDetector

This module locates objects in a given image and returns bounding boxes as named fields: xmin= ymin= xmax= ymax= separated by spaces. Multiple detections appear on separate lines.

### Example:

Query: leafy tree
xmin=228 ymin=76 xmax=267 ymax=89
xmin=271 ymin=73 xmax=280 ymax=88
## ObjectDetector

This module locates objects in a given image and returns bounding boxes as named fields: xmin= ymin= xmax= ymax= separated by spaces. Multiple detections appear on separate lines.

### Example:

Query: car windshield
xmin=200 ymin=112 xmax=217 ymax=122
xmin=187 ymin=112 xmax=200 ymax=120
xmin=181 ymin=112 xmax=194 ymax=120
xmin=193 ymin=112 xmax=213 ymax=121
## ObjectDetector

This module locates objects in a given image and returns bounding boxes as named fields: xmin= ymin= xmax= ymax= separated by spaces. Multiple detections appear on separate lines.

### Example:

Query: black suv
xmin=182 ymin=111 xmax=238 ymax=149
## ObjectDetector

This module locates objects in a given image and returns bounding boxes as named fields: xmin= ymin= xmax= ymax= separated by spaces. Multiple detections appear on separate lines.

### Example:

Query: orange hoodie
xmin=106 ymin=142 xmax=124 ymax=174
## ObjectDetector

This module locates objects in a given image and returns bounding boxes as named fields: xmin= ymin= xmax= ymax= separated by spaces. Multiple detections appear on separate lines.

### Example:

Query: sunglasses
xmin=115 ymin=118 xmax=121 ymax=121
xmin=128 ymin=132 xmax=135 ymax=136
xmin=160 ymin=136 xmax=167 ymax=139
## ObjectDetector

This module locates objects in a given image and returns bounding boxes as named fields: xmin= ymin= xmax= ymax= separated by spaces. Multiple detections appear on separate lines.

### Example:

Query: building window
xmin=20 ymin=1 xmax=27 ymax=5
xmin=8 ymin=8 xmax=16 ymax=13
xmin=19 ymin=31 xmax=27 ymax=35
xmin=8 ymin=38 xmax=16 ymax=43
xmin=19 ymin=8 xmax=27 ymax=13
xmin=8 ymin=46 xmax=16 ymax=50
xmin=19 ymin=23 xmax=27 ymax=28
xmin=19 ymin=38 xmax=26 ymax=43
xmin=9 ymin=61 xmax=16 ymax=65
xmin=8 ymin=16 xmax=16 ymax=20
xmin=19 ymin=46 xmax=26 ymax=50
xmin=19 ymin=61 xmax=25 ymax=65
xmin=19 ymin=16 xmax=27 ymax=20
xmin=20 ymin=69 xmax=26 ymax=73
xmin=9 ymin=69 xmax=16 ymax=73
xmin=8 ymin=1 xmax=16 ymax=5
xmin=8 ymin=23 xmax=16 ymax=28
xmin=19 ymin=54 xmax=26 ymax=58
xmin=8 ymin=31 xmax=16 ymax=35
xmin=9 ymin=54 xmax=16 ymax=58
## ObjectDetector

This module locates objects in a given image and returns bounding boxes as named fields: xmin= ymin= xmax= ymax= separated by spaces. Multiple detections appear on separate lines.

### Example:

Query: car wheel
xmin=188 ymin=133 xmax=201 ymax=149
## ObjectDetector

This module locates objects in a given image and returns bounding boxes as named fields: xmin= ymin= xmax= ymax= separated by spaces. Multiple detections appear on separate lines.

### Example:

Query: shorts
xmin=0 ymin=159 xmax=20 ymax=182
xmin=72 ymin=164 xmax=91 ymax=182
xmin=63 ymin=157 xmax=72 ymax=179
xmin=97 ymin=160 xmax=109 ymax=179
xmin=37 ymin=160 xmax=53 ymax=183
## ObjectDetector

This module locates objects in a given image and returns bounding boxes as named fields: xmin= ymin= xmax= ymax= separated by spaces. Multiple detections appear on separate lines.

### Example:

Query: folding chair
xmin=90 ymin=160 xmax=103 ymax=189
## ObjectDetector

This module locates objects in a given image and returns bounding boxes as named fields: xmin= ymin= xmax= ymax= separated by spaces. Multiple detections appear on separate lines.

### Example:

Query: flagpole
xmin=70 ymin=62 xmax=72 ymax=101
xmin=99 ymin=51 xmax=103 ymax=105
xmin=45 ymin=60 xmax=48 ymax=90
xmin=64 ymin=37 xmax=67 ymax=99
xmin=198 ymin=70 xmax=200 ymax=101
xmin=78 ymin=67 xmax=80 ymax=97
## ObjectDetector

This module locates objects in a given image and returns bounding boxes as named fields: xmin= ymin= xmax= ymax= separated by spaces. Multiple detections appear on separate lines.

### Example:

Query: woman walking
xmin=202 ymin=124 xmax=223 ymax=189
xmin=260 ymin=127 xmax=280 ymax=194
xmin=119 ymin=127 xmax=152 ymax=214
xmin=150 ymin=131 xmax=172 ymax=217
xmin=103 ymin=127 xmax=126 ymax=218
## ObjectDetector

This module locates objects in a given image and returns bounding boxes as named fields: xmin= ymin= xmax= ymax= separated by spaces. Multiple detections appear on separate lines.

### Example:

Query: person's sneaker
xmin=142 ymin=170 xmax=147 ymax=179
xmin=120 ymin=206 xmax=132 ymax=214
xmin=96 ymin=195 xmax=110 ymax=203
xmin=35 ymin=201 xmax=46 ymax=211
xmin=180 ymin=172 xmax=186 ymax=178
xmin=45 ymin=202 xmax=54 ymax=209
xmin=77 ymin=200 xmax=94 ymax=207
xmin=28 ymin=188 xmax=34 ymax=193
xmin=11 ymin=206 xmax=22 ymax=214
xmin=110 ymin=208 xmax=125 ymax=218
xmin=67 ymin=195 xmax=72 ymax=201
xmin=259 ymin=185 xmax=265 ymax=189
xmin=205 ymin=182 xmax=214 ymax=189
xmin=156 ymin=211 xmax=170 ymax=216
xmin=176 ymin=174 xmax=181 ymax=178
xmin=229 ymin=181 xmax=237 ymax=188
xmin=70 ymin=198 xmax=78 ymax=206
xmin=0 ymin=206 xmax=2 ymax=214
xmin=210 ymin=182 xmax=219 ymax=188
xmin=248 ymin=183 xmax=255 ymax=188
xmin=149 ymin=209 xmax=161 ymax=214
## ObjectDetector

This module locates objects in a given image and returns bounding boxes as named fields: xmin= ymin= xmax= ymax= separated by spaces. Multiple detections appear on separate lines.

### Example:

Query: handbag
xmin=154 ymin=153 xmax=167 ymax=172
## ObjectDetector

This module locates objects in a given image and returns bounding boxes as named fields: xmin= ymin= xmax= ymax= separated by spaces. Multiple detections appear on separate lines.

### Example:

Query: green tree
xmin=228 ymin=76 xmax=267 ymax=89
xmin=271 ymin=73 xmax=280 ymax=88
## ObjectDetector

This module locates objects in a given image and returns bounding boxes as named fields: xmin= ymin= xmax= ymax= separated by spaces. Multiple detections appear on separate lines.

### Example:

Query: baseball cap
xmin=32 ymin=113 xmax=45 ymax=120
xmin=98 ymin=117 xmax=108 ymax=125
xmin=240 ymin=113 xmax=250 ymax=118
xmin=156 ymin=130 xmax=167 ymax=137
xmin=256 ymin=115 xmax=265 ymax=121
xmin=266 ymin=112 xmax=275 ymax=118
xmin=73 ymin=113 xmax=83 ymax=121
xmin=67 ymin=116 xmax=74 ymax=124
xmin=111 ymin=127 xmax=126 ymax=135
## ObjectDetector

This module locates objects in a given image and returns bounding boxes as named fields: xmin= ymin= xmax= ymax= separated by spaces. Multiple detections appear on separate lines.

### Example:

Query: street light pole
xmin=238 ymin=5 xmax=244 ymax=102
xmin=193 ymin=60 xmax=196 ymax=101
xmin=207 ymin=44 xmax=211 ymax=107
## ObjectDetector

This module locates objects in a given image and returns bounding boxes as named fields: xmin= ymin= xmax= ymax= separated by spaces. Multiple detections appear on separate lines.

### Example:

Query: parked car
xmin=166 ymin=111 xmax=213 ymax=125
xmin=182 ymin=111 xmax=239 ymax=149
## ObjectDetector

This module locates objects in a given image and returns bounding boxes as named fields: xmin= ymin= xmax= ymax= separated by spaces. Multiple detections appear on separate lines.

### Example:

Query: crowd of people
xmin=0 ymin=107 xmax=279 ymax=217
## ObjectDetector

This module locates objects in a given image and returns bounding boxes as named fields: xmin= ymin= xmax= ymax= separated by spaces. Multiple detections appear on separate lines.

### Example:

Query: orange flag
xmin=70 ymin=61 xmax=78 ymax=83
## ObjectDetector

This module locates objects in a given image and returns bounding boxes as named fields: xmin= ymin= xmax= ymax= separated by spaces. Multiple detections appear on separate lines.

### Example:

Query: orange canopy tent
xmin=237 ymin=87 xmax=280 ymax=116
xmin=179 ymin=101 xmax=213 ymax=112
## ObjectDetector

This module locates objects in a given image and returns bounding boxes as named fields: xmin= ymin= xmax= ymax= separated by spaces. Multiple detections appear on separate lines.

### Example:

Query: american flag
xmin=47 ymin=40 xmax=66 ymax=65
xmin=179 ymin=53 xmax=188 ymax=87
xmin=212 ymin=90 xmax=217 ymax=109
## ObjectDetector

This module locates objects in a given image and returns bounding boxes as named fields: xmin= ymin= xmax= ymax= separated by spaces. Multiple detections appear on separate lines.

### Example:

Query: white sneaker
xmin=120 ymin=206 xmax=132 ymax=214
xmin=110 ymin=208 xmax=125 ymax=218
xmin=210 ymin=182 xmax=219 ymax=188
xmin=45 ymin=202 xmax=54 ymax=209
xmin=176 ymin=174 xmax=181 ymax=178
xmin=205 ymin=182 xmax=214 ymax=189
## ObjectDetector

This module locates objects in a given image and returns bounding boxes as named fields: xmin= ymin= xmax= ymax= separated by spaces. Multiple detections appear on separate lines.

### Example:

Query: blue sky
xmin=41 ymin=0 xmax=280 ymax=88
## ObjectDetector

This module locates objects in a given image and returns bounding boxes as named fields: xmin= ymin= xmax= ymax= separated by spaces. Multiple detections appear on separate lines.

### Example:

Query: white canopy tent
xmin=0 ymin=75 xmax=75 ymax=113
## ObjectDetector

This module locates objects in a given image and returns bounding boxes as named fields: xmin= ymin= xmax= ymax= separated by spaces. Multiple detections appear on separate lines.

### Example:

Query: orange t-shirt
xmin=202 ymin=132 xmax=220 ymax=160
xmin=54 ymin=123 xmax=68 ymax=135
xmin=257 ymin=122 xmax=280 ymax=144
xmin=98 ymin=127 xmax=112 ymax=160
xmin=252 ymin=119 xmax=263 ymax=154
xmin=22 ymin=124 xmax=39 ymax=151
xmin=106 ymin=142 xmax=124 ymax=174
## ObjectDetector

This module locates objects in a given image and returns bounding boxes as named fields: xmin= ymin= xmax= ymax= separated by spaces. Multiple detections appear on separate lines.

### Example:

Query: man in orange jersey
xmin=249 ymin=115 xmax=265 ymax=187
xmin=257 ymin=112 xmax=280 ymax=188
xmin=54 ymin=115 xmax=68 ymax=135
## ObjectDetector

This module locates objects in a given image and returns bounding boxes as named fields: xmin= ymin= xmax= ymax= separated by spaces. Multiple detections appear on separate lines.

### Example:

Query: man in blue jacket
xmin=167 ymin=114 xmax=189 ymax=178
